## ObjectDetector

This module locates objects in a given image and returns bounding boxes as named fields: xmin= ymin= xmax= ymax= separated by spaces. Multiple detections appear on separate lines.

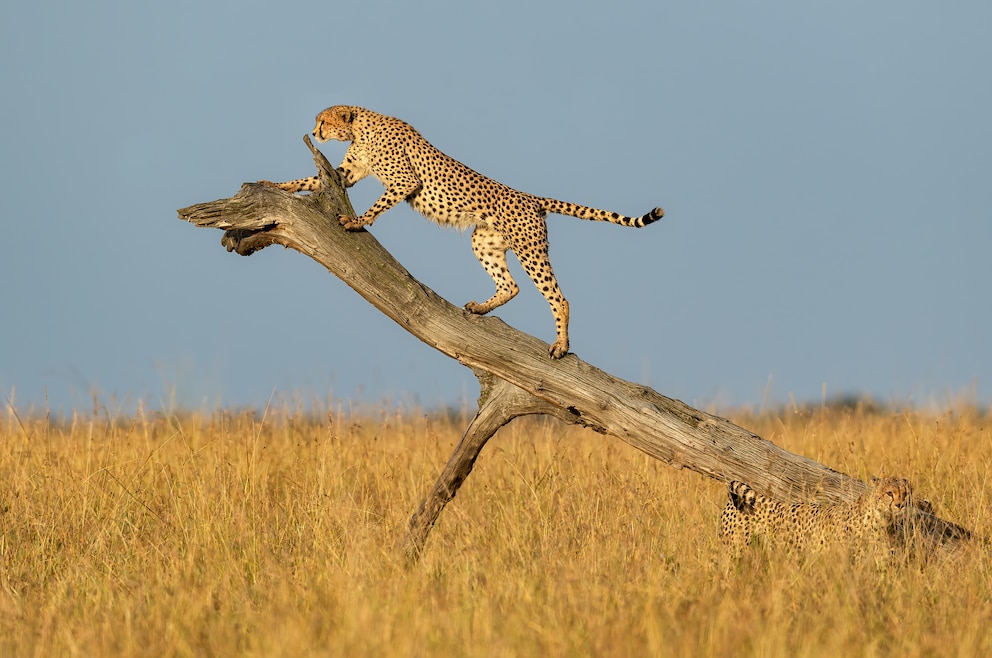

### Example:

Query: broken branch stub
xmin=177 ymin=136 xmax=974 ymax=559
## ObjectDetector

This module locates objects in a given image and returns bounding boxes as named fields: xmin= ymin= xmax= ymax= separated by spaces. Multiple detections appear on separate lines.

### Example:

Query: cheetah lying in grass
xmin=720 ymin=477 xmax=920 ymax=557
xmin=261 ymin=106 xmax=665 ymax=359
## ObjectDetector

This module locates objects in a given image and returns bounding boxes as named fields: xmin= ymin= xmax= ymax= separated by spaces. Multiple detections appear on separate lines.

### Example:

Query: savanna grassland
xmin=1 ymin=400 xmax=990 ymax=657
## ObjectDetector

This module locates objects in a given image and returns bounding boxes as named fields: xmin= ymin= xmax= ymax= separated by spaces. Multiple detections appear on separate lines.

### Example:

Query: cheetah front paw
xmin=464 ymin=301 xmax=489 ymax=315
xmin=339 ymin=215 xmax=368 ymax=231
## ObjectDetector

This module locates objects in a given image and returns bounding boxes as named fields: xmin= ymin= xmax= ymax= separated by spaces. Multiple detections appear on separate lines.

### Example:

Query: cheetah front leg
xmin=257 ymin=176 xmax=321 ymax=193
xmin=340 ymin=175 xmax=421 ymax=231
xmin=465 ymin=225 xmax=520 ymax=314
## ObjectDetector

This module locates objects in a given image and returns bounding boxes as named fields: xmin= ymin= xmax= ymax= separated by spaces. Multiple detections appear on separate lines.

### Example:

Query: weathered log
xmin=178 ymin=135 xmax=972 ymax=560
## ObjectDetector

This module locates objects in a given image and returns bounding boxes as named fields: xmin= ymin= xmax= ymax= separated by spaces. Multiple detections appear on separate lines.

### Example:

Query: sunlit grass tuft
xmin=1 ymin=402 xmax=989 ymax=656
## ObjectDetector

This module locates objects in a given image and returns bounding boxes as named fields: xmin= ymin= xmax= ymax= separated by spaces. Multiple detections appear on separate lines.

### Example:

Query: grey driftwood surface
xmin=178 ymin=136 xmax=971 ymax=559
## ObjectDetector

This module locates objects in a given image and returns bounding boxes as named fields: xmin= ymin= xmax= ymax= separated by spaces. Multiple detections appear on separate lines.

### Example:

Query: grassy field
xmin=1 ymin=400 xmax=990 ymax=657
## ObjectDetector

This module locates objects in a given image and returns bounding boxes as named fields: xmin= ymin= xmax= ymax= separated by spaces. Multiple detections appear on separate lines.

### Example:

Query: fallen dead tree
xmin=178 ymin=136 xmax=972 ymax=560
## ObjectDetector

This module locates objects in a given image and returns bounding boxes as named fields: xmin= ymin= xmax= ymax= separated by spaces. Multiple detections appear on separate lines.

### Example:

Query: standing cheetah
xmin=262 ymin=106 xmax=665 ymax=359
xmin=719 ymin=477 xmax=917 ymax=557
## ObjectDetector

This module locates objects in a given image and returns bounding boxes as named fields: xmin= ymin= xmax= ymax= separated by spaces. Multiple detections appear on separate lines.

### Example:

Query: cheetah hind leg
xmin=465 ymin=226 xmax=520 ymax=315
xmin=509 ymin=230 xmax=570 ymax=359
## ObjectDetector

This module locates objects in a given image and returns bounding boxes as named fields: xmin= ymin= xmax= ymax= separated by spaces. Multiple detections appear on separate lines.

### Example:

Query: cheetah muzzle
xmin=261 ymin=105 xmax=665 ymax=359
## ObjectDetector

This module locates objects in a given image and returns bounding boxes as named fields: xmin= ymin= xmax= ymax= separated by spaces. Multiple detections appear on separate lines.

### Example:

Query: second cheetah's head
xmin=313 ymin=106 xmax=359 ymax=143
xmin=869 ymin=477 xmax=914 ymax=520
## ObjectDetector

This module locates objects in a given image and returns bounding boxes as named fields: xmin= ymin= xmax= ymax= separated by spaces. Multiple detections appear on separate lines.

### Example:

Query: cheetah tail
xmin=539 ymin=198 xmax=664 ymax=228
xmin=727 ymin=481 xmax=758 ymax=513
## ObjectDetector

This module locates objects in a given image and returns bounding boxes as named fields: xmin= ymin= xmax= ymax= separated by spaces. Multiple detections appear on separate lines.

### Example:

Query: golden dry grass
xmin=1 ymin=401 xmax=990 ymax=657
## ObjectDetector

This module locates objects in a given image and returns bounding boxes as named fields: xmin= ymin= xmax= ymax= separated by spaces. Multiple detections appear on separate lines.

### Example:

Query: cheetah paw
xmin=339 ymin=215 xmax=367 ymax=231
xmin=548 ymin=339 xmax=569 ymax=359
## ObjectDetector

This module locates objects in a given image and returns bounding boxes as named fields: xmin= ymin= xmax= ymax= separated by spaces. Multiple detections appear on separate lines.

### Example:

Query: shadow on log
xmin=178 ymin=135 xmax=973 ymax=561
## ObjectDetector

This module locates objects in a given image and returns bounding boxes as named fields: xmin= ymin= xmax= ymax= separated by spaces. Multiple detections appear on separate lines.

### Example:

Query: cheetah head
xmin=312 ymin=105 xmax=358 ymax=143
xmin=869 ymin=477 xmax=914 ymax=520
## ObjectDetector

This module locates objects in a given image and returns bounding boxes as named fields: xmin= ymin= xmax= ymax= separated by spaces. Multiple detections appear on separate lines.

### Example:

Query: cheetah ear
xmin=338 ymin=107 xmax=357 ymax=124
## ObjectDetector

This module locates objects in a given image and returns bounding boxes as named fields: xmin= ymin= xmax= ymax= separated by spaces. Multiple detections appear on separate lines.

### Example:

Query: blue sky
xmin=1 ymin=1 xmax=989 ymax=414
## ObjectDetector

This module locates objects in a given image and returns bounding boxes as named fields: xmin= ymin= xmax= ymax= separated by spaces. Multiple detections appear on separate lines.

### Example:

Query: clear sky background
xmin=1 ymin=1 xmax=989 ymax=415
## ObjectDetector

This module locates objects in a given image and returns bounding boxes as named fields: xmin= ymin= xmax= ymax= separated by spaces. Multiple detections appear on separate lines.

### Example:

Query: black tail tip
xmin=638 ymin=207 xmax=664 ymax=226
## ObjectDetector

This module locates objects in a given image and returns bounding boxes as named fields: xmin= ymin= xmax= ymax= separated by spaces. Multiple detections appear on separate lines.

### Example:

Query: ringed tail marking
xmin=728 ymin=481 xmax=758 ymax=513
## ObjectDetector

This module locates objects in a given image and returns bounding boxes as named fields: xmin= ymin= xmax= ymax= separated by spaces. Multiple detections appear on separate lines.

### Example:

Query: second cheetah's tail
xmin=728 ymin=481 xmax=758 ymax=513
xmin=539 ymin=198 xmax=664 ymax=228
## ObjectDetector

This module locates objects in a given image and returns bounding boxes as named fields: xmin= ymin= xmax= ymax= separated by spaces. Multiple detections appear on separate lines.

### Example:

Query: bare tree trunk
xmin=178 ymin=136 xmax=971 ymax=560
